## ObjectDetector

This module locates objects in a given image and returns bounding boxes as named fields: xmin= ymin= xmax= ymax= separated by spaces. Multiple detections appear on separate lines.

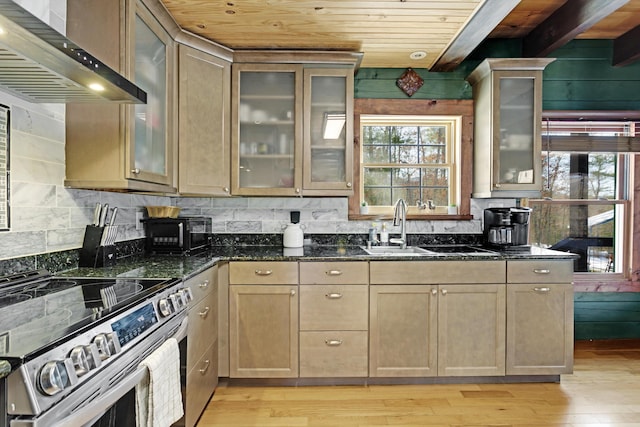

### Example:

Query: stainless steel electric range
xmin=0 ymin=269 xmax=191 ymax=427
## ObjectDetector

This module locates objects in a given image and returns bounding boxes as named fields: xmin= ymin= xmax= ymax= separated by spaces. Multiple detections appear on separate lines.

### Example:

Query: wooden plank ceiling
xmin=159 ymin=0 xmax=640 ymax=69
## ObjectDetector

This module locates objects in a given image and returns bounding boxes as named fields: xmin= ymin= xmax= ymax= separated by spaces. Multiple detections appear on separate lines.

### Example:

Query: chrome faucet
xmin=390 ymin=198 xmax=407 ymax=249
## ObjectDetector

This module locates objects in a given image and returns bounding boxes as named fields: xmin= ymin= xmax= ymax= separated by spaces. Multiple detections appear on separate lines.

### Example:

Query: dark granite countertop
xmin=57 ymin=245 xmax=577 ymax=281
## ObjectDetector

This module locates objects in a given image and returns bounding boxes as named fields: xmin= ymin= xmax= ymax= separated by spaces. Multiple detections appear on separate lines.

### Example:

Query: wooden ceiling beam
xmin=430 ymin=0 xmax=521 ymax=72
xmin=612 ymin=25 xmax=640 ymax=67
xmin=522 ymin=0 xmax=630 ymax=58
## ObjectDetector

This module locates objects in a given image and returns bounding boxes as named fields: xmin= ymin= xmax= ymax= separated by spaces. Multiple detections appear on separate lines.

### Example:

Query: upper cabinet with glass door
xmin=303 ymin=68 xmax=354 ymax=195
xmin=231 ymin=52 xmax=360 ymax=196
xmin=129 ymin=5 xmax=175 ymax=187
xmin=467 ymin=58 xmax=555 ymax=198
xmin=65 ymin=0 xmax=176 ymax=193
xmin=232 ymin=64 xmax=303 ymax=196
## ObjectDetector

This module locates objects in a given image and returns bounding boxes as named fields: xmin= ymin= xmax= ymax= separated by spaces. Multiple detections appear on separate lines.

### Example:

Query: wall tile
xmin=11 ymin=182 xmax=56 ymax=207
xmin=0 ymin=231 xmax=47 ymax=258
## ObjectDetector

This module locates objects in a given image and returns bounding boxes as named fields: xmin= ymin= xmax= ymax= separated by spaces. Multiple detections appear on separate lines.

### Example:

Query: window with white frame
xmin=529 ymin=119 xmax=638 ymax=276
xmin=360 ymin=115 xmax=460 ymax=214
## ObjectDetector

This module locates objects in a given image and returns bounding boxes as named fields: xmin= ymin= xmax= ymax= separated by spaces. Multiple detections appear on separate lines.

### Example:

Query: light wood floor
xmin=197 ymin=341 xmax=640 ymax=426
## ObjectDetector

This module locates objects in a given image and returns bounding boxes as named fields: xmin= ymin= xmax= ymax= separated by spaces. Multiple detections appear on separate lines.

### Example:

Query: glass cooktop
xmin=0 ymin=271 xmax=176 ymax=360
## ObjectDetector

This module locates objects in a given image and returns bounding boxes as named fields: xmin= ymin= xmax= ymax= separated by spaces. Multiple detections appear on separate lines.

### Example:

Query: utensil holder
xmin=79 ymin=225 xmax=117 ymax=268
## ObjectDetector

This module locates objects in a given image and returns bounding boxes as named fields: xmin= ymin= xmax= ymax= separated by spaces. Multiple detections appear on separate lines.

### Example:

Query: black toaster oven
xmin=144 ymin=216 xmax=212 ymax=255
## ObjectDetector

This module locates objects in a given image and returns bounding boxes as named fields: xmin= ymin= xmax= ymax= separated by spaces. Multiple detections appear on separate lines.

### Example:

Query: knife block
xmin=79 ymin=225 xmax=116 ymax=268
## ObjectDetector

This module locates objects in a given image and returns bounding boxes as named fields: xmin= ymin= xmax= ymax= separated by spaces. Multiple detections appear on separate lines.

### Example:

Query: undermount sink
xmin=360 ymin=246 xmax=436 ymax=256
xmin=419 ymin=245 xmax=500 ymax=256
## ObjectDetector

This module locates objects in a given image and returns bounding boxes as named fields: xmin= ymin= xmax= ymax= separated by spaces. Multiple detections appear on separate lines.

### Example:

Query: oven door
xmin=9 ymin=315 xmax=188 ymax=427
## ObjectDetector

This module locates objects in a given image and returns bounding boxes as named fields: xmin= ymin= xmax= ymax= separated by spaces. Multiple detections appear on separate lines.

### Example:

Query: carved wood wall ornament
xmin=396 ymin=67 xmax=424 ymax=97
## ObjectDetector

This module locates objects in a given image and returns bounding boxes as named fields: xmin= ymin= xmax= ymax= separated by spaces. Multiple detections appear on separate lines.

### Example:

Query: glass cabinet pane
xmin=497 ymin=77 xmax=535 ymax=186
xmin=308 ymin=75 xmax=346 ymax=183
xmin=238 ymin=71 xmax=296 ymax=189
xmin=133 ymin=15 xmax=167 ymax=176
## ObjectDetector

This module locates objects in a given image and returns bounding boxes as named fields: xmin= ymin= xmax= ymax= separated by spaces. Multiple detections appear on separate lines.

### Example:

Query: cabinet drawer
xmin=229 ymin=261 xmax=298 ymax=284
xmin=299 ymin=331 xmax=368 ymax=377
xmin=299 ymin=262 xmax=368 ymax=285
xmin=370 ymin=261 xmax=506 ymax=284
xmin=300 ymin=285 xmax=368 ymax=330
xmin=186 ymin=266 xmax=217 ymax=304
xmin=187 ymin=292 xmax=217 ymax=369
xmin=507 ymin=260 xmax=573 ymax=283
xmin=185 ymin=341 xmax=218 ymax=427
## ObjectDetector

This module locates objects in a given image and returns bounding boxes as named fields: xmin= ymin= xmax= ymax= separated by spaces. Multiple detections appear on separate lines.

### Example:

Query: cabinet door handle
xmin=533 ymin=269 xmax=550 ymax=274
xmin=431 ymin=288 xmax=438 ymax=295
xmin=295 ymin=188 xmax=301 ymax=194
xmin=346 ymin=182 xmax=352 ymax=188
xmin=199 ymin=359 xmax=210 ymax=375
xmin=326 ymin=270 xmax=343 ymax=276
xmin=199 ymin=306 xmax=210 ymax=318
xmin=534 ymin=287 xmax=551 ymax=293
xmin=223 ymin=187 xmax=229 ymax=193
xmin=441 ymin=289 xmax=448 ymax=295
xmin=255 ymin=269 xmax=273 ymax=276
xmin=325 ymin=292 xmax=343 ymax=299
xmin=199 ymin=280 xmax=209 ymax=289
xmin=290 ymin=289 xmax=296 ymax=296
xmin=325 ymin=339 xmax=342 ymax=346
xmin=131 ymin=168 xmax=140 ymax=174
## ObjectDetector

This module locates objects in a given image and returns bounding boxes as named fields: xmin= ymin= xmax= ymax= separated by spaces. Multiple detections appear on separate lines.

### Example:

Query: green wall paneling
xmin=355 ymin=40 xmax=640 ymax=111
xmin=354 ymin=68 xmax=472 ymax=100
xmin=575 ymin=292 xmax=640 ymax=340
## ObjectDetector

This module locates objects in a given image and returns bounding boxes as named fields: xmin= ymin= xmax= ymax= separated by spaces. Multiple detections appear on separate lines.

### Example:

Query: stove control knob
xmin=39 ymin=360 xmax=72 ymax=396
xmin=158 ymin=298 xmax=174 ymax=317
xmin=93 ymin=332 xmax=121 ymax=360
xmin=170 ymin=293 xmax=184 ymax=310
xmin=69 ymin=346 xmax=90 ymax=377
xmin=176 ymin=290 xmax=189 ymax=306
xmin=182 ymin=287 xmax=193 ymax=303
xmin=69 ymin=344 xmax=101 ymax=376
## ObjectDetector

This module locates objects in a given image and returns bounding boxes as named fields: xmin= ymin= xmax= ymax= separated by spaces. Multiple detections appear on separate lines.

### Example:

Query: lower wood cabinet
xmin=229 ymin=284 xmax=299 ymax=377
xmin=185 ymin=342 xmax=218 ymax=427
xmin=506 ymin=260 xmax=574 ymax=375
xmin=221 ymin=258 xmax=572 ymax=382
xmin=184 ymin=266 xmax=218 ymax=427
xmin=437 ymin=284 xmax=505 ymax=377
xmin=369 ymin=285 xmax=437 ymax=377
xmin=369 ymin=283 xmax=506 ymax=377
xmin=228 ymin=261 xmax=299 ymax=378
xmin=299 ymin=331 xmax=368 ymax=377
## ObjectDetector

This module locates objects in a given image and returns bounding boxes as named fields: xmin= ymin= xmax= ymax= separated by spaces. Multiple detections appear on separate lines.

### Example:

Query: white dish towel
xmin=135 ymin=337 xmax=184 ymax=427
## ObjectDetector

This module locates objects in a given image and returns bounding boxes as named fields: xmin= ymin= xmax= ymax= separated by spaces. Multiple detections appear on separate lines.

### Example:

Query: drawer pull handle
xmin=534 ymin=287 xmax=551 ymax=293
xmin=326 ymin=292 xmax=343 ymax=299
xmin=199 ymin=359 xmax=210 ymax=375
xmin=533 ymin=269 xmax=550 ymax=274
xmin=290 ymin=289 xmax=296 ymax=296
xmin=441 ymin=289 xmax=448 ymax=295
xmin=326 ymin=270 xmax=343 ymax=276
xmin=431 ymin=288 xmax=437 ymax=295
xmin=325 ymin=339 xmax=342 ymax=346
xmin=255 ymin=269 xmax=273 ymax=276
xmin=199 ymin=280 xmax=209 ymax=289
xmin=199 ymin=307 xmax=210 ymax=318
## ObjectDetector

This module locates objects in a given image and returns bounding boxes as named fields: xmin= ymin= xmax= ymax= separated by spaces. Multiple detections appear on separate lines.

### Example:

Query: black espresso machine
xmin=483 ymin=207 xmax=532 ymax=250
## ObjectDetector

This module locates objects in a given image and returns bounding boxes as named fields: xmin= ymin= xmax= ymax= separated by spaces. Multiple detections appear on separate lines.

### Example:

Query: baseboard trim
xmin=575 ymin=338 xmax=640 ymax=350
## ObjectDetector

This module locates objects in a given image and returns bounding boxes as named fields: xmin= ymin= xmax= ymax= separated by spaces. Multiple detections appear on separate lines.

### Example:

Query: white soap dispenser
xmin=283 ymin=211 xmax=304 ymax=248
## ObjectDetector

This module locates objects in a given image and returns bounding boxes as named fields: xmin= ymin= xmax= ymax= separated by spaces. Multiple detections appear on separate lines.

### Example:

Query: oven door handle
xmin=47 ymin=317 xmax=188 ymax=427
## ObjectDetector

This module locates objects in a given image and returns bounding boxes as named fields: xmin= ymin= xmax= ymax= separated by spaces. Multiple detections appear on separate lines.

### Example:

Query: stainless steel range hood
xmin=0 ymin=0 xmax=146 ymax=103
